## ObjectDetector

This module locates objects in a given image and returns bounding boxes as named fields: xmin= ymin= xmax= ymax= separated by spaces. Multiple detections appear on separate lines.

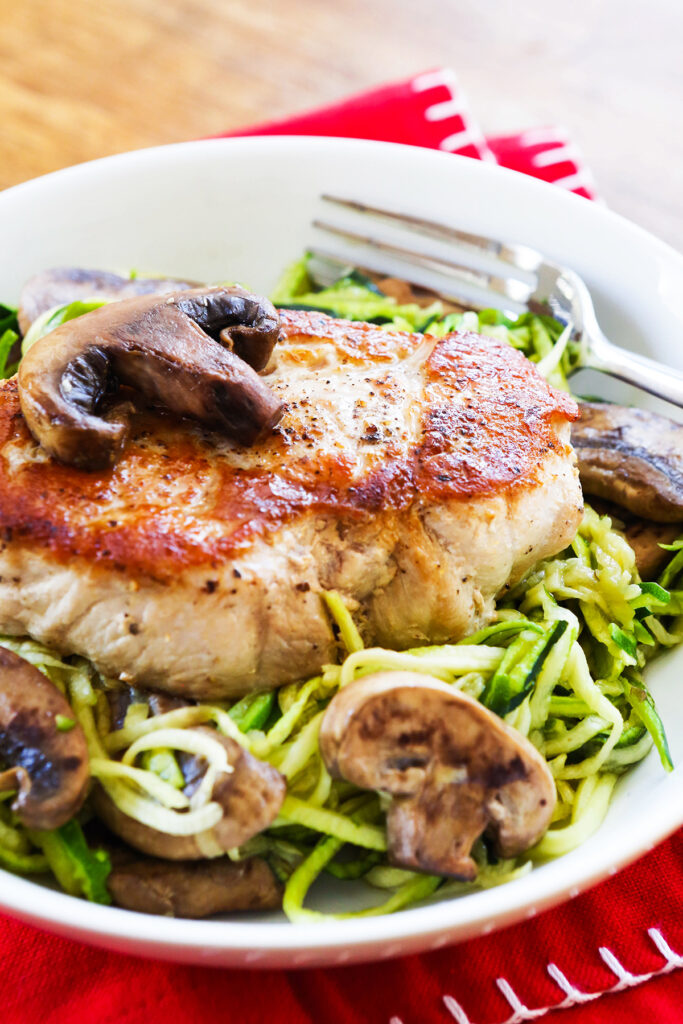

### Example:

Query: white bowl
xmin=2 ymin=137 xmax=683 ymax=967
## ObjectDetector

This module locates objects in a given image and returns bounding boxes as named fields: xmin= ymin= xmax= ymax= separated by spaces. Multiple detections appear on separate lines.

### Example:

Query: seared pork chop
xmin=0 ymin=310 xmax=582 ymax=697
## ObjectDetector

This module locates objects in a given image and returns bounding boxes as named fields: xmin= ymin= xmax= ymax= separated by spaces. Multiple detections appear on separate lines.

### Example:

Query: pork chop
xmin=0 ymin=309 xmax=582 ymax=698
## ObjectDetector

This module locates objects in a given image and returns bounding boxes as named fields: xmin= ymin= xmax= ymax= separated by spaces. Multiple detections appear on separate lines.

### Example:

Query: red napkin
xmin=2 ymin=69 xmax=680 ymax=1023
xmin=226 ymin=67 xmax=598 ymax=200
xmin=3 ymin=829 xmax=682 ymax=1023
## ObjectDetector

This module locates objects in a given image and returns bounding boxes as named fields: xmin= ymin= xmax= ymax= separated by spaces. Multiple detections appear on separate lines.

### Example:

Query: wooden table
xmin=2 ymin=0 xmax=682 ymax=249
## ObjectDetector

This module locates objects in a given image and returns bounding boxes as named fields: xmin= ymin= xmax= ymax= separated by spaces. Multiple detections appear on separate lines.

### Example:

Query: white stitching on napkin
xmin=648 ymin=926 xmax=683 ymax=970
xmin=410 ymin=69 xmax=495 ymax=162
xmin=433 ymin=928 xmax=683 ymax=1024
xmin=442 ymin=994 xmax=474 ymax=1024
xmin=530 ymin=145 xmax=580 ymax=169
xmin=548 ymin=171 xmax=596 ymax=193
xmin=545 ymin=965 xmax=601 ymax=1006
xmin=506 ymin=125 xmax=596 ymax=196
xmin=495 ymin=979 xmax=548 ymax=1021
xmin=598 ymin=947 xmax=654 ymax=991
xmin=423 ymin=98 xmax=467 ymax=123
xmin=438 ymin=129 xmax=485 ymax=154
xmin=411 ymin=69 xmax=459 ymax=94
xmin=516 ymin=127 xmax=570 ymax=148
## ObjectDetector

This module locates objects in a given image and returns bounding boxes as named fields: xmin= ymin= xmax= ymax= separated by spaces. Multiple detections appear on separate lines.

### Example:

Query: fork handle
xmin=582 ymin=332 xmax=683 ymax=409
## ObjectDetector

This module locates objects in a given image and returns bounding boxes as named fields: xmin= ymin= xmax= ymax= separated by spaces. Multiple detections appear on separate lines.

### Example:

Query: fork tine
xmin=321 ymin=195 xmax=543 ymax=274
xmin=306 ymin=247 xmax=490 ymax=312
xmin=312 ymin=219 xmax=534 ymax=308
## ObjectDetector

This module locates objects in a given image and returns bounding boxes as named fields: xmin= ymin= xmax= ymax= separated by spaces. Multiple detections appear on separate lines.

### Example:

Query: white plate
xmin=1 ymin=137 xmax=683 ymax=967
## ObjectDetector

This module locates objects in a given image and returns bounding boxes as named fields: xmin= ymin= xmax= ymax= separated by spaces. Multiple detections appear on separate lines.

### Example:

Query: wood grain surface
xmin=2 ymin=0 xmax=682 ymax=248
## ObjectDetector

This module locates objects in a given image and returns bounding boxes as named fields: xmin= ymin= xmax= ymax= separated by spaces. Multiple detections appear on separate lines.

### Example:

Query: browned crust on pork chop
xmin=0 ymin=310 xmax=577 ymax=579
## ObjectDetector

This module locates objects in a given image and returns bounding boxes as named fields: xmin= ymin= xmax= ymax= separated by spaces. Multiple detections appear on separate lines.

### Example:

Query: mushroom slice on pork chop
xmin=572 ymin=402 xmax=683 ymax=522
xmin=17 ymin=286 xmax=284 ymax=469
xmin=107 ymin=855 xmax=282 ymax=918
xmin=93 ymin=728 xmax=286 ymax=859
xmin=0 ymin=647 xmax=89 ymax=830
xmin=319 ymin=672 xmax=556 ymax=880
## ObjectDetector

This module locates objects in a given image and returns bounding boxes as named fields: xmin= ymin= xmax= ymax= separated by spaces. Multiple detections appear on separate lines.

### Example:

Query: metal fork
xmin=311 ymin=196 xmax=683 ymax=408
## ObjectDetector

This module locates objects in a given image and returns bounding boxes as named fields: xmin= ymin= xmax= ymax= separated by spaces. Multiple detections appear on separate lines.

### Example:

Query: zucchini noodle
xmin=276 ymin=795 xmax=387 ymax=851
xmin=0 ymin=255 xmax=678 ymax=922
xmin=104 ymin=779 xmax=224 ymax=836
xmin=338 ymin=645 xmax=504 ymax=688
xmin=274 ymin=712 xmax=324 ymax=781
xmin=89 ymin=759 xmax=191 ymax=809
xmin=321 ymin=591 xmax=364 ymax=653
xmin=534 ymin=774 xmax=618 ymax=857
xmin=105 ymin=704 xmax=248 ymax=754
xmin=121 ymin=728 xmax=233 ymax=770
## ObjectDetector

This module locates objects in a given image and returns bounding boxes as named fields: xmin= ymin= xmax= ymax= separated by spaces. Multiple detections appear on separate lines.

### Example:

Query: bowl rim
xmin=4 ymin=134 xmax=683 ymax=265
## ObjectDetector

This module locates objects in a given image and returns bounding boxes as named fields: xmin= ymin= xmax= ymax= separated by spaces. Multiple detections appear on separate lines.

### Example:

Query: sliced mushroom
xmin=0 ymin=647 xmax=89 ymax=830
xmin=17 ymin=286 xmax=284 ymax=470
xmin=572 ymin=402 xmax=683 ymax=522
xmin=17 ymin=268 xmax=200 ymax=335
xmin=93 ymin=728 xmax=286 ymax=859
xmin=320 ymin=672 xmax=556 ymax=880
xmin=107 ymin=856 xmax=282 ymax=917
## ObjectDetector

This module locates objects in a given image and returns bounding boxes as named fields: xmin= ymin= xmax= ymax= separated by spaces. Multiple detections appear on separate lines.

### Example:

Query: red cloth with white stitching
xmin=223 ymin=67 xmax=597 ymax=200
xmin=1 ymin=69 xmax=680 ymax=1023
xmin=2 ymin=830 xmax=682 ymax=1022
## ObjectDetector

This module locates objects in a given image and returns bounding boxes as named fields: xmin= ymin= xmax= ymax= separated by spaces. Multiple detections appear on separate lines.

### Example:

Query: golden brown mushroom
xmin=320 ymin=672 xmax=556 ymax=880
xmin=0 ymin=647 xmax=89 ymax=830
xmin=17 ymin=286 xmax=284 ymax=469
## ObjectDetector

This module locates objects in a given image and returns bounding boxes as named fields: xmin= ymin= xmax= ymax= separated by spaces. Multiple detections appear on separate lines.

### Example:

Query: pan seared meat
xmin=0 ymin=310 xmax=582 ymax=698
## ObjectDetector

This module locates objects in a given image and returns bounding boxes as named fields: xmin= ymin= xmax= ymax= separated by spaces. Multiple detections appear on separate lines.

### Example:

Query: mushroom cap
xmin=320 ymin=671 xmax=556 ymax=880
xmin=17 ymin=286 xmax=284 ymax=470
xmin=0 ymin=646 xmax=89 ymax=830
xmin=572 ymin=402 xmax=683 ymax=522
xmin=17 ymin=268 xmax=200 ymax=336
xmin=93 ymin=728 xmax=286 ymax=860
xmin=107 ymin=856 xmax=282 ymax=918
